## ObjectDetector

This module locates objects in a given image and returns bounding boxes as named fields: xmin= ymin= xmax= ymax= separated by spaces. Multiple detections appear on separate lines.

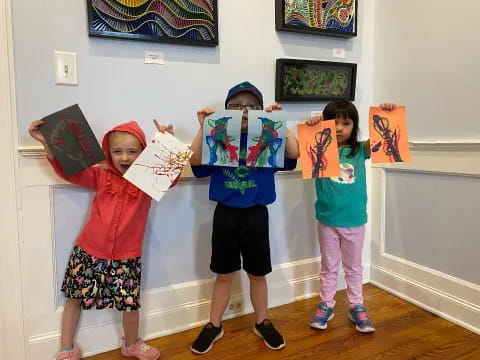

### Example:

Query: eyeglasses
xmin=227 ymin=104 xmax=262 ymax=111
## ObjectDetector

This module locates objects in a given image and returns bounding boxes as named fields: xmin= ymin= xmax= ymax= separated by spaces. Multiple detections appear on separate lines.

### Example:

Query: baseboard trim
xmin=27 ymin=259 xmax=370 ymax=358
xmin=370 ymin=265 xmax=480 ymax=335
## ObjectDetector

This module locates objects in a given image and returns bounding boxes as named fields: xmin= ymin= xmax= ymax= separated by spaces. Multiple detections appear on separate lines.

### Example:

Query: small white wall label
xmin=333 ymin=48 xmax=346 ymax=58
xmin=145 ymin=51 xmax=164 ymax=65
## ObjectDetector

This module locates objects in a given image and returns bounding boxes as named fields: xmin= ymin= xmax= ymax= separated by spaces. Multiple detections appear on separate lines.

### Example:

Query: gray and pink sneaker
xmin=348 ymin=305 xmax=375 ymax=333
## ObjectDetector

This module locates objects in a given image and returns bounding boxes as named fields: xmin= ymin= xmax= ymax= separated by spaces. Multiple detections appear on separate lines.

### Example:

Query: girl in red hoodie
xmin=28 ymin=120 xmax=174 ymax=360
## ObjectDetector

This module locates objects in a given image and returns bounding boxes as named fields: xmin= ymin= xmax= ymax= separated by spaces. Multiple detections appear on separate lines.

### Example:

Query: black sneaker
xmin=253 ymin=319 xmax=286 ymax=350
xmin=191 ymin=322 xmax=224 ymax=354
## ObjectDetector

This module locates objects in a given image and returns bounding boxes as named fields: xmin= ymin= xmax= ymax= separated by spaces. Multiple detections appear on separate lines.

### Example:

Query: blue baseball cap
xmin=225 ymin=81 xmax=263 ymax=109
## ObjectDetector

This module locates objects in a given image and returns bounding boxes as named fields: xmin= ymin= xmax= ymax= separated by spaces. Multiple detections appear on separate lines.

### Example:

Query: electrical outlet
xmin=228 ymin=299 xmax=243 ymax=312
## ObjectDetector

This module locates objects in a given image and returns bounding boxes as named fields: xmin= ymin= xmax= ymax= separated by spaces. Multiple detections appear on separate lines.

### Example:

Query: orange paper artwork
xmin=297 ymin=120 xmax=340 ymax=179
xmin=369 ymin=106 xmax=411 ymax=163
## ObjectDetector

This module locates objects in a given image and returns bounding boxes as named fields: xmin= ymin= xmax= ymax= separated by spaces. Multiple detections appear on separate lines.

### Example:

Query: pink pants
xmin=317 ymin=222 xmax=365 ymax=308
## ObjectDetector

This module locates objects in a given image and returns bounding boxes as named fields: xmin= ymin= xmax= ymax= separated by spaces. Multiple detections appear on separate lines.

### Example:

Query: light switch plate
xmin=54 ymin=51 xmax=78 ymax=85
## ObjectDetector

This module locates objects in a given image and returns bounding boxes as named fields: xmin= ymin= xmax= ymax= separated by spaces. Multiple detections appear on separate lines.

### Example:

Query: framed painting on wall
xmin=87 ymin=0 xmax=219 ymax=47
xmin=275 ymin=58 xmax=357 ymax=102
xmin=275 ymin=0 xmax=357 ymax=38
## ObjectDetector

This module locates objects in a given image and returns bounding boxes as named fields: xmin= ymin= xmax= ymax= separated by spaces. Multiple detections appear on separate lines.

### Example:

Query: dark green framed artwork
xmin=275 ymin=58 xmax=357 ymax=102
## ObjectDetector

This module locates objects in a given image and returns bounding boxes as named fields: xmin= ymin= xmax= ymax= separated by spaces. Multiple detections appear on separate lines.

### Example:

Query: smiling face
xmin=108 ymin=131 xmax=143 ymax=174
xmin=226 ymin=91 xmax=262 ymax=132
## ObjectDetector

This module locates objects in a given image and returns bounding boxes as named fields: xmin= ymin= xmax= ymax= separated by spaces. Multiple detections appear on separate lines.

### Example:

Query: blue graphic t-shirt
xmin=192 ymin=133 xmax=297 ymax=208
xmin=314 ymin=141 xmax=370 ymax=227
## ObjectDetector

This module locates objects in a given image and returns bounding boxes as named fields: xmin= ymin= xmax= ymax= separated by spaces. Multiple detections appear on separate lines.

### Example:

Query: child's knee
xmin=247 ymin=273 xmax=266 ymax=283
xmin=122 ymin=310 xmax=139 ymax=320
xmin=216 ymin=272 xmax=236 ymax=282
xmin=65 ymin=298 xmax=82 ymax=307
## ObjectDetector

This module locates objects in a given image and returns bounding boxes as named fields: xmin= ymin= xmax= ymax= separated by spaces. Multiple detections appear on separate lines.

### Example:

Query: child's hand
xmin=265 ymin=103 xmax=282 ymax=112
xmin=153 ymin=119 xmax=174 ymax=135
xmin=305 ymin=114 xmax=323 ymax=126
xmin=380 ymin=103 xmax=397 ymax=111
xmin=196 ymin=107 xmax=215 ymax=128
xmin=28 ymin=120 xmax=47 ymax=144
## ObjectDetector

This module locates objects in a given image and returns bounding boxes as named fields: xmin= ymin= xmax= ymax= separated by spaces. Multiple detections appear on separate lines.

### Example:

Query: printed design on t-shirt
xmin=222 ymin=148 xmax=257 ymax=194
xmin=330 ymin=163 xmax=355 ymax=184
xmin=222 ymin=166 xmax=257 ymax=194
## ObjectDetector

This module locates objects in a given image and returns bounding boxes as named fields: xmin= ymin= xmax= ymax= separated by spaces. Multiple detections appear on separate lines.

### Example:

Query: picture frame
xmin=275 ymin=58 xmax=357 ymax=102
xmin=87 ymin=0 xmax=219 ymax=47
xmin=275 ymin=0 xmax=357 ymax=38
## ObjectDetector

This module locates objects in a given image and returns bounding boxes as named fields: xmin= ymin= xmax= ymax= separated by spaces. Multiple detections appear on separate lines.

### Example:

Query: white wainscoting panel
xmin=370 ymin=142 xmax=480 ymax=334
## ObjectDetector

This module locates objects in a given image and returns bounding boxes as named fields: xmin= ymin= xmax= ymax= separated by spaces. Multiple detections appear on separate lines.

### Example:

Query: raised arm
xmin=285 ymin=129 xmax=300 ymax=159
xmin=28 ymin=120 xmax=54 ymax=159
xmin=364 ymin=139 xmax=371 ymax=158
xmin=189 ymin=107 xmax=215 ymax=166
xmin=153 ymin=119 xmax=174 ymax=136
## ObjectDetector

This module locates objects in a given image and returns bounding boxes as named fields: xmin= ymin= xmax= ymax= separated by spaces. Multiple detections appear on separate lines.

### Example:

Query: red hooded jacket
xmin=48 ymin=121 xmax=152 ymax=260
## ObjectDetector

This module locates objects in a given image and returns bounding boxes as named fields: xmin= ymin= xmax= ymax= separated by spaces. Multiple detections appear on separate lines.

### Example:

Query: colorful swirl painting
xmin=201 ymin=111 xmax=242 ymax=167
xmin=275 ymin=0 xmax=357 ymax=38
xmin=246 ymin=111 xmax=286 ymax=169
xmin=87 ymin=0 xmax=218 ymax=46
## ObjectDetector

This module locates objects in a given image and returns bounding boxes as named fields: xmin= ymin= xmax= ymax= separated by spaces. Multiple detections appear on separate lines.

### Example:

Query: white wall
xmin=14 ymin=0 xmax=374 ymax=145
xmin=371 ymin=0 xmax=480 ymax=335
xmin=9 ymin=0 xmax=376 ymax=358
xmin=373 ymin=0 xmax=480 ymax=140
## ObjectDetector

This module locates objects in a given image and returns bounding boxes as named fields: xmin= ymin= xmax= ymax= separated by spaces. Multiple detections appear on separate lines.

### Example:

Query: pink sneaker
xmin=121 ymin=338 xmax=160 ymax=360
xmin=55 ymin=345 xmax=81 ymax=360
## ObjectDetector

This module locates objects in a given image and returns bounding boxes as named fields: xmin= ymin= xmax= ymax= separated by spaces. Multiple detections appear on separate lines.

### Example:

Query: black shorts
xmin=210 ymin=202 xmax=272 ymax=276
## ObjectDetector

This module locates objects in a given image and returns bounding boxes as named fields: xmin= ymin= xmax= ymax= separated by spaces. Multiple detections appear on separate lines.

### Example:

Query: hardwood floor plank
xmin=85 ymin=284 xmax=480 ymax=360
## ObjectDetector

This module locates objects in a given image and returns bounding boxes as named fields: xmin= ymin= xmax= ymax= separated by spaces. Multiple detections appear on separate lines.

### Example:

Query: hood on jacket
xmin=101 ymin=121 xmax=147 ymax=173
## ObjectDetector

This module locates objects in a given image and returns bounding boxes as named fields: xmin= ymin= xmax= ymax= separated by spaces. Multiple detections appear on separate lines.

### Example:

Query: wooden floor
xmin=86 ymin=284 xmax=480 ymax=360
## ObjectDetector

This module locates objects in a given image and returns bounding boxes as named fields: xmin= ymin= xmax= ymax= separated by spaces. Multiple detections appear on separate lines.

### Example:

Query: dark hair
xmin=323 ymin=100 xmax=360 ymax=157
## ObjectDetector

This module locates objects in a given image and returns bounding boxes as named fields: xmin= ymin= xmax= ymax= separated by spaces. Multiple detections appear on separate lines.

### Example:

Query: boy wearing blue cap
xmin=189 ymin=82 xmax=299 ymax=354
